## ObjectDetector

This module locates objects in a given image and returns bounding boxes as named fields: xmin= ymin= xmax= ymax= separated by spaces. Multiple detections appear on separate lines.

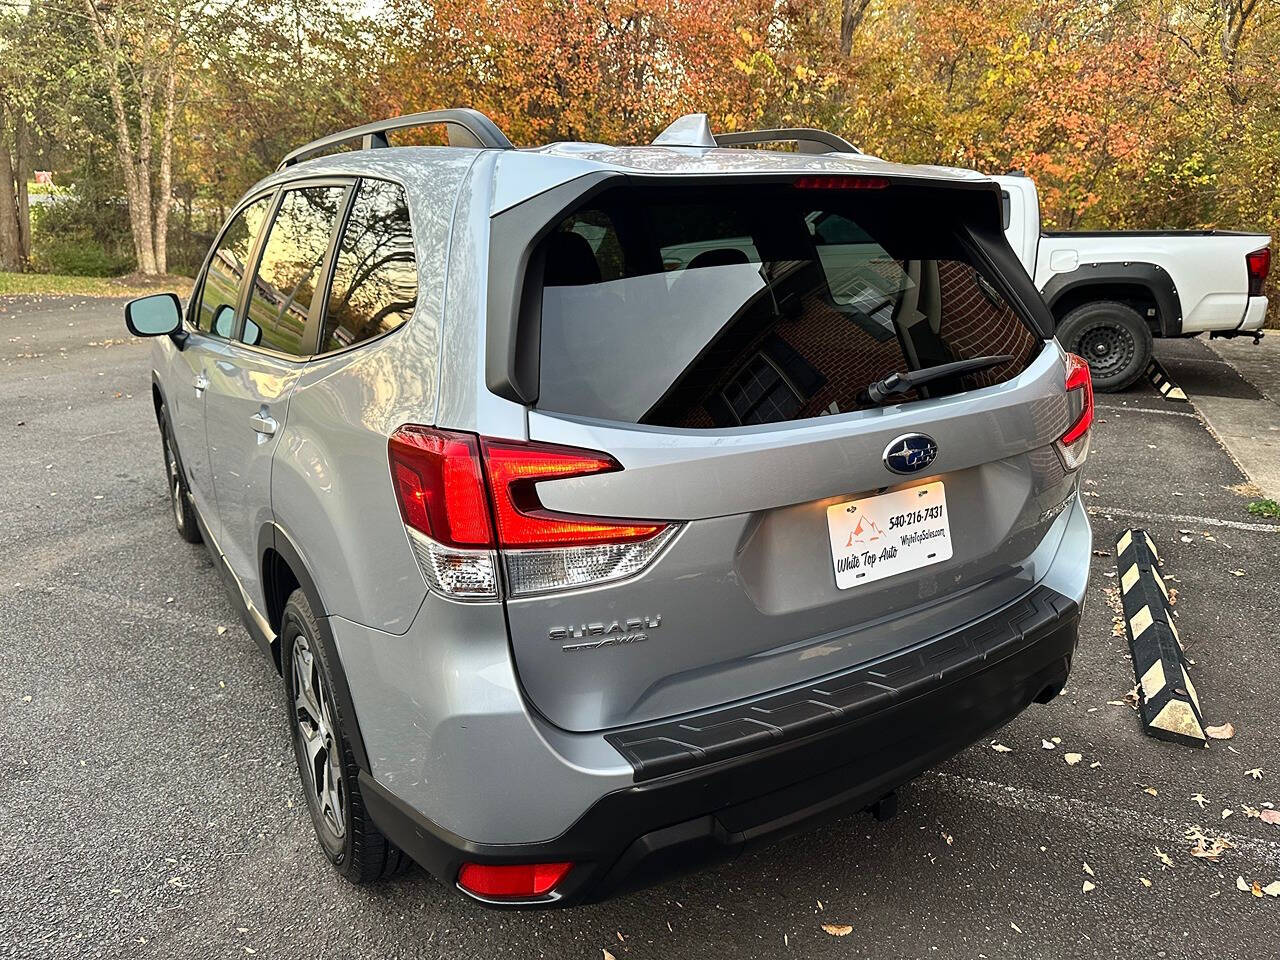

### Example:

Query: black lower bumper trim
xmin=361 ymin=586 xmax=1079 ymax=907
xmin=607 ymin=585 xmax=1075 ymax=780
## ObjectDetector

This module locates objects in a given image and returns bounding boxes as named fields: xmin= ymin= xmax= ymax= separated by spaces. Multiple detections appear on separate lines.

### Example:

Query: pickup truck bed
xmin=997 ymin=174 xmax=1271 ymax=391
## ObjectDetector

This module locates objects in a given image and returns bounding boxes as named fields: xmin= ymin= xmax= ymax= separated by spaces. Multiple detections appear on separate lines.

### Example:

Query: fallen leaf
xmin=821 ymin=924 xmax=853 ymax=937
xmin=990 ymin=742 xmax=1012 ymax=753
xmin=1041 ymin=739 xmax=1056 ymax=750
xmin=1237 ymin=876 xmax=1250 ymax=892
xmin=1254 ymin=882 xmax=1264 ymax=898
xmin=1247 ymin=768 xmax=1264 ymax=780
xmin=1154 ymin=847 xmax=1175 ymax=868
xmin=1266 ymin=882 xmax=1280 ymax=897
xmin=603 ymin=951 xmax=616 ymax=960
xmin=1010 ymin=922 xmax=1022 ymax=934
xmin=1090 ymin=761 xmax=1102 ymax=769
xmin=1261 ymin=810 xmax=1280 ymax=825
xmin=1065 ymin=753 xmax=1082 ymax=766
xmin=1223 ymin=809 xmax=1234 ymax=820
xmin=1191 ymin=793 xmax=1209 ymax=809
xmin=1206 ymin=722 xmax=1235 ymax=740
xmin=1139 ymin=877 xmax=1152 ymax=887
xmin=942 ymin=832 xmax=953 ymax=846
xmin=1144 ymin=786 xmax=1159 ymax=797
xmin=1082 ymin=880 xmax=1095 ymax=893
xmin=217 ymin=626 xmax=227 ymax=636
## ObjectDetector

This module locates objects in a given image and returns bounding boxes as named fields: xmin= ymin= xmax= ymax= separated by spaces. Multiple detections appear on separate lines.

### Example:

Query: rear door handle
xmin=249 ymin=410 xmax=278 ymax=443
xmin=193 ymin=373 xmax=208 ymax=397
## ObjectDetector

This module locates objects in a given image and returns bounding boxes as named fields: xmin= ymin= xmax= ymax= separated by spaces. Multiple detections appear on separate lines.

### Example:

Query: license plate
xmin=825 ymin=481 xmax=952 ymax=589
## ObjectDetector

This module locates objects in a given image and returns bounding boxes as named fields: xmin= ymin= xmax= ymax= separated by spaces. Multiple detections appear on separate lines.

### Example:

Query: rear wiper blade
xmin=863 ymin=354 xmax=1015 ymax=405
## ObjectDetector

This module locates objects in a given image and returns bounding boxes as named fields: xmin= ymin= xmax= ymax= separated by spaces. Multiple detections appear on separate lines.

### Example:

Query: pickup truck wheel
xmin=1056 ymin=301 xmax=1153 ymax=393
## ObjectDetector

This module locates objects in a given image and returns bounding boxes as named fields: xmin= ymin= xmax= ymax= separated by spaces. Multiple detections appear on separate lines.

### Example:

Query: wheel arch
xmin=1042 ymin=263 xmax=1182 ymax=337
xmin=258 ymin=521 xmax=372 ymax=773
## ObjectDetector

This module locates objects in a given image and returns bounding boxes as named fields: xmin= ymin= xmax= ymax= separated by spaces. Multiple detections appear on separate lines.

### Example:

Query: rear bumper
xmin=1240 ymin=296 xmax=1268 ymax=332
xmin=362 ymin=584 xmax=1079 ymax=907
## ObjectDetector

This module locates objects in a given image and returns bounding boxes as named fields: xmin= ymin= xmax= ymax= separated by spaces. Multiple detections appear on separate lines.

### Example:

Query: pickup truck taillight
xmin=1055 ymin=353 xmax=1094 ymax=471
xmin=388 ymin=426 xmax=677 ymax=600
xmin=1246 ymin=246 xmax=1271 ymax=297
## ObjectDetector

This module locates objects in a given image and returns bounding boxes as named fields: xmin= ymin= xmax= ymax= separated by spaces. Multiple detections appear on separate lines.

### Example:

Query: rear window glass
xmin=534 ymin=184 xmax=1041 ymax=428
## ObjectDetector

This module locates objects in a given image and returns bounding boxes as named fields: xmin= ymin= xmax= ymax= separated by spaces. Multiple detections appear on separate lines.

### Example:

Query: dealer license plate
xmin=825 ymin=481 xmax=952 ymax=589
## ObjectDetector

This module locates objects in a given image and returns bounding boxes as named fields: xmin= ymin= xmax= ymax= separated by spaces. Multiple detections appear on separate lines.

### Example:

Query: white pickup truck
xmin=995 ymin=173 xmax=1272 ymax=391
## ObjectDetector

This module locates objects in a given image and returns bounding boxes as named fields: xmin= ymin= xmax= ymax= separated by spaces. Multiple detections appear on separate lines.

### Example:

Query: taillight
xmin=1056 ymin=353 xmax=1094 ymax=471
xmin=1246 ymin=246 xmax=1271 ymax=297
xmin=388 ymin=427 xmax=678 ymax=600
xmin=457 ymin=861 xmax=573 ymax=899
xmin=793 ymin=175 xmax=889 ymax=190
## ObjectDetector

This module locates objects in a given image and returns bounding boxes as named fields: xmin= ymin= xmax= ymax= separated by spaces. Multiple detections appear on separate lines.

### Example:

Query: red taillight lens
xmin=793 ymin=175 xmax=889 ymax=190
xmin=388 ymin=426 xmax=493 ymax=548
xmin=457 ymin=861 xmax=572 ymax=899
xmin=1061 ymin=353 xmax=1094 ymax=446
xmin=481 ymin=439 xmax=666 ymax=548
xmin=1246 ymin=246 xmax=1271 ymax=297
xmin=388 ymin=428 xmax=666 ymax=551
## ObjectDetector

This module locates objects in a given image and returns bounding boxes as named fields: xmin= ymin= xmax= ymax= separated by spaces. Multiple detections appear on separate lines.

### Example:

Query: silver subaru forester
xmin=125 ymin=109 xmax=1092 ymax=906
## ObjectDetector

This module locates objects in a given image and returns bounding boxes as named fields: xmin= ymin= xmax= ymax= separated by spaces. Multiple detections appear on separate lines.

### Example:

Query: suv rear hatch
xmin=489 ymin=174 xmax=1087 ymax=733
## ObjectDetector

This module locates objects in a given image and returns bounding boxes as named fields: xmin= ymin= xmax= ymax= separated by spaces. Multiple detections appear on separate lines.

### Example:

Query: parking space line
xmin=931 ymin=772 xmax=1280 ymax=866
xmin=1087 ymin=505 xmax=1280 ymax=533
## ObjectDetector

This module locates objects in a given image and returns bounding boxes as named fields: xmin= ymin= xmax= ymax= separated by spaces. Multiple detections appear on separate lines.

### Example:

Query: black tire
xmin=281 ymin=588 xmax=410 ymax=883
xmin=1055 ymin=300 xmax=1153 ymax=393
xmin=158 ymin=403 xmax=202 ymax=543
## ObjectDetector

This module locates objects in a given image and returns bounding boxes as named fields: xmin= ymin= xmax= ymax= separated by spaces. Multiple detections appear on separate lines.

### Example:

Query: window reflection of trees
xmin=322 ymin=180 xmax=417 ymax=352
xmin=247 ymin=186 xmax=345 ymax=356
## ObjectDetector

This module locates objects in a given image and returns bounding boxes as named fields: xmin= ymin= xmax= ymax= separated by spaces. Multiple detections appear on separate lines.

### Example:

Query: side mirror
xmin=125 ymin=292 xmax=184 ymax=340
xmin=242 ymin=318 xmax=262 ymax=347
xmin=212 ymin=304 xmax=235 ymax=339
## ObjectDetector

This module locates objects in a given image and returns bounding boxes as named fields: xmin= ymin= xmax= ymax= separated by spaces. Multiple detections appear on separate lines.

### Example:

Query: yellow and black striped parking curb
xmin=1115 ymin=528 xmax=1205 ymax=746
xmin=1145 ymin=359 xmax=1188 ymax=402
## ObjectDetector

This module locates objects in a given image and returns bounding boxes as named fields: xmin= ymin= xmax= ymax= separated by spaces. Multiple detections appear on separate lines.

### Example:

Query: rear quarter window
xmin=533 ymin=183 xmax=1041 ymax=427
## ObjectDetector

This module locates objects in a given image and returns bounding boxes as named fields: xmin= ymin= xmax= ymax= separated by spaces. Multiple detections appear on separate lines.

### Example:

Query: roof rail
xmin=713 ymin=127 xmax=861 ymax=155
xmin=277 ymin=108 xmax=514 ymax=170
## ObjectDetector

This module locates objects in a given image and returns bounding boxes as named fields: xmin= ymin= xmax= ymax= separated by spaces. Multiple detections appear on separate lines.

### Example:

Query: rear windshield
xmin=533 ymin=183 xmax=1042 ymax=428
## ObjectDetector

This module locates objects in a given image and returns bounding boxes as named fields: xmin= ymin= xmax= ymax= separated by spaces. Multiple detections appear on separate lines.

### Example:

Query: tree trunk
xmin=840 ymin=0 xmax=872 ymax=56
xmin=153 ymin=61 xmax=178 ymax=275
xmin=83 ymin=0 xmax=160 ymax=274
xmin=15 ymin=111 xmax=31 ymax=262
xmin=0 ymin=104 xmax=23 ymax=271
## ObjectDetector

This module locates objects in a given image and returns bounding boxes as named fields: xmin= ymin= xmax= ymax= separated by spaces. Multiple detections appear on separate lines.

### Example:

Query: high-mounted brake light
xmin=1246 ymin=246 xmax=1271 ymax=298
xmin=793 ymin=175 xmax=890 ymax=190
xmin=457 ymin=861 xmax=573 ymax=899
xmin=1055 ymin=353 xmax=1094 ymax=471
xmin=388 ymin=427 xmax=679 ymax=600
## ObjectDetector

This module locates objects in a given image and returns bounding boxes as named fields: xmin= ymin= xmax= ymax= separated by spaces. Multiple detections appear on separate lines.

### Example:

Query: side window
xmin=196 ymin=196 xmax=272 ymax=336
xmin=320 ymin=180 xmax=417 ymax=353
xmin=242 ymin=185 xmax=346 ymax=356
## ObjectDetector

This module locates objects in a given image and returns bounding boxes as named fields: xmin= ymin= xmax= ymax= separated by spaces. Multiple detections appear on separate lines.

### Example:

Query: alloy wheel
xmin=292 ymin=634 xmax=347 ymax=841
xmin=164 ymin=437 xmax=186 ymax=529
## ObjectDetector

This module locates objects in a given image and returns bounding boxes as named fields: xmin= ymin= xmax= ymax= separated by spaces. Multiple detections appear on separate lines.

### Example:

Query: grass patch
xmin=0 ymin=271 xmax=191 ymax=299
xmin=1247 ymin=499 xmax=1280 ymax=519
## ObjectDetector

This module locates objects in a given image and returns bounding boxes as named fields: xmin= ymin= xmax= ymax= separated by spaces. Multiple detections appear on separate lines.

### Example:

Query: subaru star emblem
xmin=882 ymin=434 xmax=938 ymax=475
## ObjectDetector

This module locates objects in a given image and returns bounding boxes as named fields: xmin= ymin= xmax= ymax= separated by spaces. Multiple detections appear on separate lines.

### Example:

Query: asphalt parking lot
xmin=3 ymin=296 xmax=1280 ymax=959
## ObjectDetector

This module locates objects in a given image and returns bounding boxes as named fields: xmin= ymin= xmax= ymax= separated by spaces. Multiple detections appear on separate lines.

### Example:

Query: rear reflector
xmin=457 ymin=861 xmax=573 ymax=899
xmin=389 ymin=427 xmax=677 ymax=599
xmin=1246 ymin=246 xmax=1271 ymax=297
xmin=1056 ymin=353 xmax=1094 ymax=470
xmin=793 ymin=175 xmax=889 ymax=190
